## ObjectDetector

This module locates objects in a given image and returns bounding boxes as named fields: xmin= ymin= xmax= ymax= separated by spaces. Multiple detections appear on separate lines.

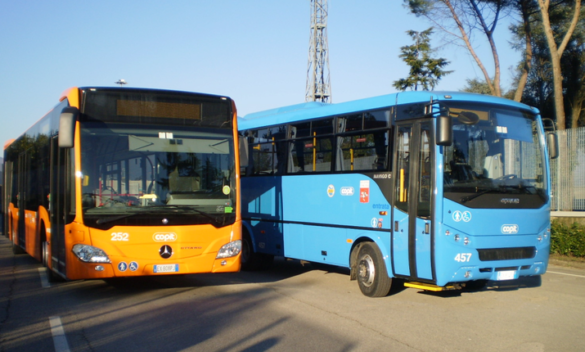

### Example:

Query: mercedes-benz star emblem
xmin=159 ymin=245 xmax=173 ymax=259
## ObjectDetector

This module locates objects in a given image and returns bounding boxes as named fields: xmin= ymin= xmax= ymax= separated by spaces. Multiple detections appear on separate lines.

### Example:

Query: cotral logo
xmin=501 ymin=224 xmax=519 ymax=234
xmin=153 ymin=232 xmax=177 ymax=242
xmin=340 ymin=187 xmax=354 ymax=196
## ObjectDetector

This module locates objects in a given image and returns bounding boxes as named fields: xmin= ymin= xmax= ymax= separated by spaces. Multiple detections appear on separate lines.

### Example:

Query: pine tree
xmin=393 ymin=28 xmax=452 ymax=91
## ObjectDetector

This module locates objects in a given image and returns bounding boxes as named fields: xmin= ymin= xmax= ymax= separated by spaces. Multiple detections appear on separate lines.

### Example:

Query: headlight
xmin=72 ymin=244 xmax=111 ymax=263
xmin=216 ymin=240 xmax=242 ymax=259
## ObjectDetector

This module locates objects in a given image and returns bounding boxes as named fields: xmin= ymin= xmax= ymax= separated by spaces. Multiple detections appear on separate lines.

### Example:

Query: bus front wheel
xmin=241 ymin=232 xmax=273 ymax=271
xmin=356 ymin=242 xmax=392 ymax=297
xmin=42 ymin=240 xmax=50 ymax=267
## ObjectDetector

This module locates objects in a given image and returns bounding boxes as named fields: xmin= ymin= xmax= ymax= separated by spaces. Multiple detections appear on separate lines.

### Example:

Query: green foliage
xmin=550 ymin=220 xmax=585 ymax=258
xmin=510 ymin=1 xmax=585 ymax=127
xmin=393 ymin=28 xmax=452 ymax=91
xmin=404 ymin=0 xmax=432 ymax=16
xmin=461 ymin=78 xmax=493 ymax=95
xmin=461 ymin=78 xmax=516 ymax=99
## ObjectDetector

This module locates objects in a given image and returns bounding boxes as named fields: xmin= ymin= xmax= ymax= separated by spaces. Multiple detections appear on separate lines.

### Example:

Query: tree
xmin=511 ymin=0 xmax=537 ymax=102
xmin=563 ymin=26 xmax=585 ymax=128
xmin=393 ymin=28 xmax=452 ymax=91
xmin=461 ymin=78 xmax=494 ymax=94
xmin=536 ymin=0 xmax=581 ymax=130
xmin=404 ymin=0 xmax=511 ymax=97
xmin=511 ymin=1 xmax=585 ymax=128
xmin=462 ymin=77 xmax=516 ymax=98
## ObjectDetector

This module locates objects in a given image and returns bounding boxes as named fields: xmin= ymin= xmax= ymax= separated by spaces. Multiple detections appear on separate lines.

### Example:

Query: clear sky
xmin=0 ymin=0 xmax=520 ymax=146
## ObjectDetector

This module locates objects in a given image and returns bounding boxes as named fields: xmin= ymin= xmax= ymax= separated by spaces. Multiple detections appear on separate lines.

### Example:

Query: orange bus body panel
xmin=65 ymin=221 xmax=242 ymax=280
xmin=5 ymin=87 xmax=242 ymax=280
xmin=4 ymin=139 xmax=15 ymax=150
xmin=60 ymin=87 xmax=80 ymax=108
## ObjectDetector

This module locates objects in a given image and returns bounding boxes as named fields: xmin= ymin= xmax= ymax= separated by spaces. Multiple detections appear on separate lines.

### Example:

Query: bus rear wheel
xmin=356 ymin=242 xmax=392 ymax=297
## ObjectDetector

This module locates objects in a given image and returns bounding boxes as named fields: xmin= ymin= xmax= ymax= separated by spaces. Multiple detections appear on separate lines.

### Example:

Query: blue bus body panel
xmin=282 ymin=174 xmax=391 ymax=267
xmin=240 ymin=91 xmax=535 ymax=131
xmin=240 ymin=94 xmax=398 ymax=130
xmin=240 ymin=91 xmax=549 ymax=288
xmin=395 ymin=91 xmax=535 ymax=111
xmin=241 ymin=176 xmax=284 ymax=257
xmin=392 ymin=209 xmax=410 ymax=276
xmin=434 ymin=199 xmax=550 ymax=286
xmin=242 ymin=174 xmax=393 ymax=272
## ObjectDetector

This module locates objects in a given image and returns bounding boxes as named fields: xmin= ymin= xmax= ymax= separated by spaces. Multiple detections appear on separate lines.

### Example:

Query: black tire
xmin=41 ymin=238 xmax=63 ymax=282
xmin=356 ymin=242 xmax=392 ymax=297
xmin=42 ymin=240 xmax=50 ymax=267
xmin=241 ymin=232 xmax=273 ymax=271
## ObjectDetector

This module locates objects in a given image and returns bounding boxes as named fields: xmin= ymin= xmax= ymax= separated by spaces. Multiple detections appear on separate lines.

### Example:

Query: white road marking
xmin=548 ymin=270 xmax=585 ymax=279
xmin=38 ymin=268 xmax=50 ymax=288
xmin=49 ymin=316 xmax=71 ymax=352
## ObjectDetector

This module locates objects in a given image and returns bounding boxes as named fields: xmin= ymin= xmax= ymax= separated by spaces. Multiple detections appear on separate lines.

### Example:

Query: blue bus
xmin=238 ymin=91 xmax=557 ymax=297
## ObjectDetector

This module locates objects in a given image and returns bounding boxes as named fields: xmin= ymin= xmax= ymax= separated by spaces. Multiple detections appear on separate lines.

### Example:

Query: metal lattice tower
xmin=305 ymin=0 xmax=331 ymax=103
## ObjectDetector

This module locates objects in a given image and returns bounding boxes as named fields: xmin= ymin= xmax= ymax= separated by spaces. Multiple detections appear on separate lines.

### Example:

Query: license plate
xmin=154 ymin=264 xmax=179 ymax=273
xmin=496 ymin=270 xmax=517 ymax=281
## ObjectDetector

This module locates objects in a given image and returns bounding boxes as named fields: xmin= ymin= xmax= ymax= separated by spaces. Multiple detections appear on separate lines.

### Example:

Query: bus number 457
xmin=455 ymin=253 xmax=472 ymax=262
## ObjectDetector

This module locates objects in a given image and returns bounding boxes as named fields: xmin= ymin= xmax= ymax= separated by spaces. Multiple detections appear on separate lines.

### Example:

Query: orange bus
xmin=3 ymin=87 xmax=243 ymax=280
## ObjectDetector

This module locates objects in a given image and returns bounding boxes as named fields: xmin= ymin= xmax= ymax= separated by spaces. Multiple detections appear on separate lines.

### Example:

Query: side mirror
xmin=436 ymin=115 xmax=452 ymax=146
xmin=547 ymin=132 xmax=559 ymax=159
xmin=58 ymin=107 xmax=79 ymax=148
xmin=458 ymin=111 xmax=480 ymax=125
xmin=239 ymin=135 xmax=249 ymax=168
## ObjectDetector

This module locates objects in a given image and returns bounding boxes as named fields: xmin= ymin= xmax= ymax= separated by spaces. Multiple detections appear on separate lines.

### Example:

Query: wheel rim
xmin=42 ymin=241 xmax=48 ymax=267
xmin=358 ymin=254 xmax=375 ymax=287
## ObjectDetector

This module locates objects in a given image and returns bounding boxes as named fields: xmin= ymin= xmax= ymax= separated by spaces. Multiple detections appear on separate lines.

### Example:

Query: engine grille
xmin=477 ymin=247 xmax=536 ymax=261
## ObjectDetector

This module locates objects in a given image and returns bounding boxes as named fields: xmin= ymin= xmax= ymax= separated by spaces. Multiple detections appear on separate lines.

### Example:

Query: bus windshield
xmin=443 ymin=104 xmax=548 ymax=209
xmin=80 ymin=122 xmax=236 ymax=228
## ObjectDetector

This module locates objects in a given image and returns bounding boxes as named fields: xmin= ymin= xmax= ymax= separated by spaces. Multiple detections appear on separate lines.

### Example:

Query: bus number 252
xmin=454 ymin=253 xmax=472 ymax=262
xmin=111 ymin=232 xmax=130 ymax=241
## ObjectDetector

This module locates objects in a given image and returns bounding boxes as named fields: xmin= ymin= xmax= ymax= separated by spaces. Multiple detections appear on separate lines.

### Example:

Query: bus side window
xmin=337 ymin=131 xmax=390 ymax=172
xmin=289 ymin=136 xmax=333 ymax=173
xmin=249 ymin=127 xmax=286 ymax=176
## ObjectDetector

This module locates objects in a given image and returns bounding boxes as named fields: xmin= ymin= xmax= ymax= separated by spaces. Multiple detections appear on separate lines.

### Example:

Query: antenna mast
xmin=305 ymin=0 xmax=331 ymax=103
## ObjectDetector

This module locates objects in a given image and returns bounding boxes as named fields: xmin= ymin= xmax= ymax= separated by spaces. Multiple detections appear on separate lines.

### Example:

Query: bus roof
xmin=4 ymin=139 xmax=15 ymax=150
xmin=238 ymin=91 xmax=535 ymax=130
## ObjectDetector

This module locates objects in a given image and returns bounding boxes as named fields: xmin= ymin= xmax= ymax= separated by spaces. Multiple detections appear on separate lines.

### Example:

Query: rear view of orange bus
xmin=3 ymin=87 xmax=242 ymax=280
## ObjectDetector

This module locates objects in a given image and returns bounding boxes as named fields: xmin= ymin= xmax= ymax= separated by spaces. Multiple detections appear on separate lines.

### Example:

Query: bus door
xmin=392 ymin=121 xmax=434 ymax=281
xmin=49 ymin=136 xmax=67 ymax=275
xmin=17 ymin=153 xmax=26 ymax=248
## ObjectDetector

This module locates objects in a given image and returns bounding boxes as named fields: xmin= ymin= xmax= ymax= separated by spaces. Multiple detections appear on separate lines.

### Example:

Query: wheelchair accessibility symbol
xmin=452 ymin=210 xmax=472 ymax=222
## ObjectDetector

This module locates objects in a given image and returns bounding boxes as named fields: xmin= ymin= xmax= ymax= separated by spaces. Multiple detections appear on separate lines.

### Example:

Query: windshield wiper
xmin=168 ymin=206 xmax=225 ymax=225
xmin=460 ymin=184 xmax=536 ymax=204
xmin=95 ymin=212 xmax=141 ymax=225
xmin=460 ymin=188 xmax=500 ymax=204
xmin=152 ymin=205 xmax=227 ymax=226
xmin=209 ymin=139 xmax=228 ymax=147
xmin=94 ymin=206 xmax=227 ymax=226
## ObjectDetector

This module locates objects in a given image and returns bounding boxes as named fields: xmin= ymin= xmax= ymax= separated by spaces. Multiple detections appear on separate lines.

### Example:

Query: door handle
xmin=394 ymin=221 xmax=399 ymax=232
xmin=424 ymin=222 xmax=430 ymax=234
